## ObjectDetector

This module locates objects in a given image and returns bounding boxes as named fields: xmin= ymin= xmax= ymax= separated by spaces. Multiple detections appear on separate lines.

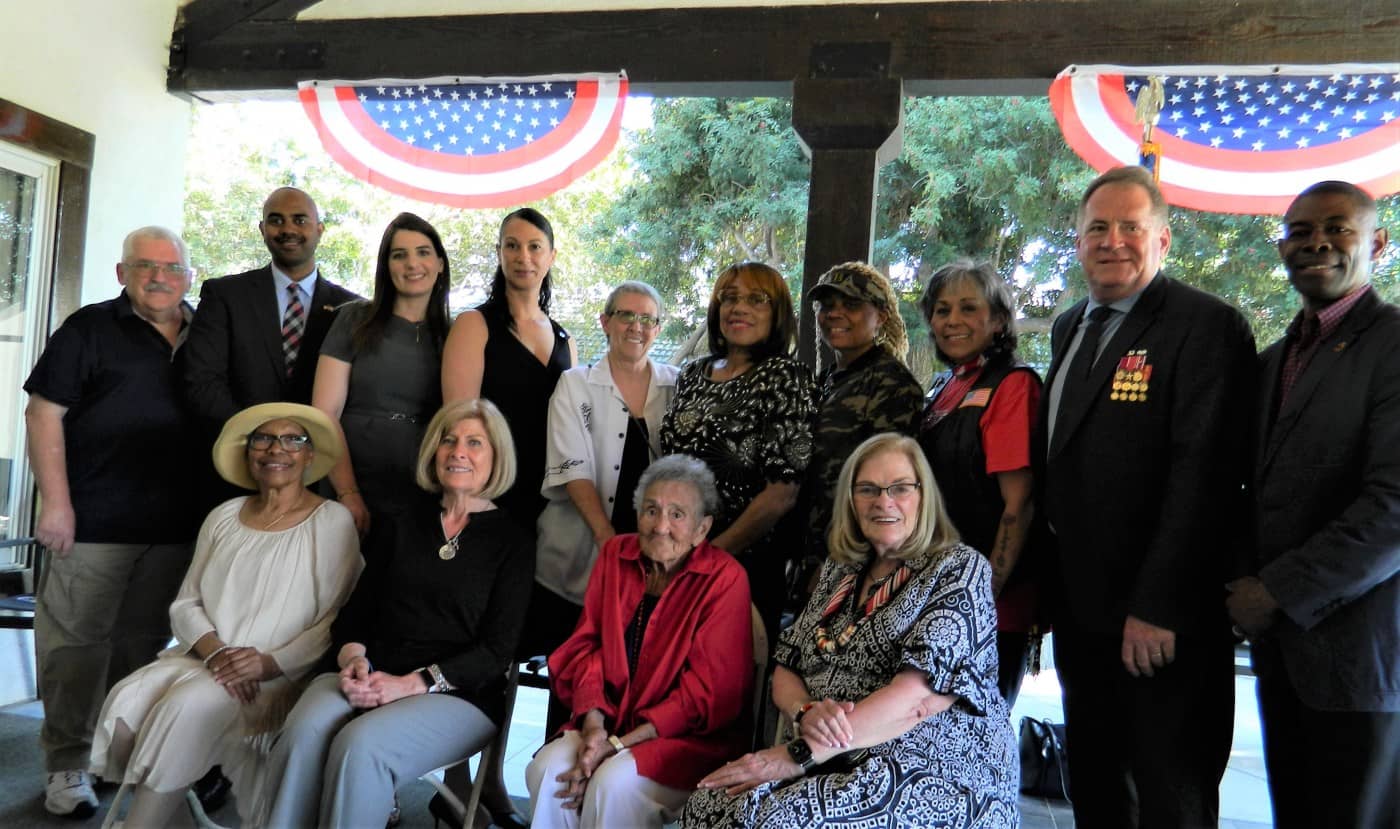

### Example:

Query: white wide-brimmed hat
xmin=211 ymin=402 xmax=341 ymax=490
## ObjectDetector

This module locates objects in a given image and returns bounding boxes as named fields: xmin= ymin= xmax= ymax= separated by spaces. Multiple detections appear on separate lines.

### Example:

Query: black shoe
xmin=191 ymin=766 xmax=231 ymax=814
xmin=484 ymin=801 xmax=530 ymax=829
xmin=428 ymin=793 xmax=464 ymax=829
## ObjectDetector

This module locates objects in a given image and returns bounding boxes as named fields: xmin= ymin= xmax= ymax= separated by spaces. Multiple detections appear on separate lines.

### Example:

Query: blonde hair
xmin=827 ymin=433 xmax=959 ymax=565
xmin=414 ymin=399 xmax=516 ymax=499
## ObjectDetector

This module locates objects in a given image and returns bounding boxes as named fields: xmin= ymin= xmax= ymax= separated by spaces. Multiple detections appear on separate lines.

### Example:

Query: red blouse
xmin=548 ymin=534 xmax=754 ymax=789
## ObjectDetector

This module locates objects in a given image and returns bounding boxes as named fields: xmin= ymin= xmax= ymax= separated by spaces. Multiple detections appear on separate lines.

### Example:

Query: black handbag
xmin=1018 ymin=716 xmax=1072 ymax=800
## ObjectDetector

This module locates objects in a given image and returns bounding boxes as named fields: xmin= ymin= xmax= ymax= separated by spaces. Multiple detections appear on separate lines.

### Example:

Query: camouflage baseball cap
xmin=805 ymin=262 xmax=887 ymax=307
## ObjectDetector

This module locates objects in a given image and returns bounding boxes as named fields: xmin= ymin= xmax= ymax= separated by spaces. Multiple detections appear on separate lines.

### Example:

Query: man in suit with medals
xmin=1039 ymin=166 xmax=1256 ymax=828
xmin=1228 ymin=180 xmax=1399 ymax=828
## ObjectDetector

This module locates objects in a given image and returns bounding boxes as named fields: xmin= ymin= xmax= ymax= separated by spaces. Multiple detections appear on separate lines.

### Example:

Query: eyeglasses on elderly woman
xmin=852 ymin=482 xmax=921 ymax=500
xmin=247 ymin=432 xmax=311 ymax=452
xmin=607 ymin=309 xmax=661 ymax=329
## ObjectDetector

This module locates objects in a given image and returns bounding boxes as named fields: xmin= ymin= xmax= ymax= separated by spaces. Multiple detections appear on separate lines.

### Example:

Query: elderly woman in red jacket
xmin=526 ymin=454 xmax=753 ymax=829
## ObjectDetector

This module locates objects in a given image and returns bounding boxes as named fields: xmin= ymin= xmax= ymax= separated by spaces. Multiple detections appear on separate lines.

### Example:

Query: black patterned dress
xmin=682 ymin=544 xmax=1020 ymax=829
xmin=660 ymin=354 xmax=816 ymax=633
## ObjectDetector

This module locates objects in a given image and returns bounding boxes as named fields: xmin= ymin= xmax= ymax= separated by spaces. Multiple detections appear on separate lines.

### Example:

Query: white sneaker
xmin=45 ymin=770 xmax=98 ymax=818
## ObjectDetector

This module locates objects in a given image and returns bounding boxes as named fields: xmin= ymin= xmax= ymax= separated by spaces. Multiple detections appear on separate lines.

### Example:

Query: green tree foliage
xmin=581 ymin=98 xmax=811 ymax=336
xmin=184 ymin=98 xmax=1398 ymax=374
xmin=589 ymin=94 xmax=1397 ymax=378
xmin=181 ymin=102 xmax=627 ymax=345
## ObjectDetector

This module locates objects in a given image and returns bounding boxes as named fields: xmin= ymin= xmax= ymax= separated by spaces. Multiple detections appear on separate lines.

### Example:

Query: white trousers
xmin=526 ymin=730 xmax=689 ymax=829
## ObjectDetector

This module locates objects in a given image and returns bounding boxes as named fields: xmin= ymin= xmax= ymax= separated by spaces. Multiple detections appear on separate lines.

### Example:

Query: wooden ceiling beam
xmin=167 ymin=0 xmax=1400 ymax=98
xmin=175 ymin=0 xmax=322 ymax=45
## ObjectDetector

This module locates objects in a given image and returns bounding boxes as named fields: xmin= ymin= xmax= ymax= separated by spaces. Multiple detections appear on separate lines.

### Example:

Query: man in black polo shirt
xmin=23 ymin=226 xmax=201 ymax=818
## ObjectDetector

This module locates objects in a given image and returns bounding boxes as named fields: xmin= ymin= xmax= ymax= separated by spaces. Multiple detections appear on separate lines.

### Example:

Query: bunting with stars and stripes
xmin=298 ymin=73 xmax=628 ymax=208
xmin=1050 ymin=65 xmax=1400 ymax=214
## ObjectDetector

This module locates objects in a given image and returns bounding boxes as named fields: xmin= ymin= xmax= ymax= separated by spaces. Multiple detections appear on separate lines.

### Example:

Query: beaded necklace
xmin=813 ymin=562 xmax=912 ymax=653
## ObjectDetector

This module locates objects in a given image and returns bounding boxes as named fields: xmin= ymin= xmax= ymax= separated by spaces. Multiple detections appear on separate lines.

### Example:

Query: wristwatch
xmin=785 ymin=738 xmax=816 ymax=772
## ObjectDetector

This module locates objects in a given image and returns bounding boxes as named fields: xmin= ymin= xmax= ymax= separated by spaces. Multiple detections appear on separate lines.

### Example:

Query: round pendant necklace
xmin=439 ymin=513 xmax=466 ymax=560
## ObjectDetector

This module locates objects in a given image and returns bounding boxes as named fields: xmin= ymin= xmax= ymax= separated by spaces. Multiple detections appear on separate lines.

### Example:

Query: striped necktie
xmin=282 ymin=283 xmax=307 ymax=377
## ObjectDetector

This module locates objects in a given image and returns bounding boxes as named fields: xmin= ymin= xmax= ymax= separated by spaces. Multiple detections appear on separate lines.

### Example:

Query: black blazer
xmin=1251 ymin=288 xmax=1400 ymax=712
xmin=1037 ymin=274 xmax=1256 ymax=635
xmin=180 ymin=265 xmax=360 ymax=429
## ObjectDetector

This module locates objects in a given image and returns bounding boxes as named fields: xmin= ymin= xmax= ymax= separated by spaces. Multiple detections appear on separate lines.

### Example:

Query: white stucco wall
xmin=0 ymin=0 xmax=189 ymax=705
xmin=2 ymin=0 xmax=190 ymax=307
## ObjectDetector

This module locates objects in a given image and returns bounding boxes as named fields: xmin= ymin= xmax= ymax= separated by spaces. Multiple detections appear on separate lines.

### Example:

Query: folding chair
xmin=421 ymin=661 xmax=522 ymax=828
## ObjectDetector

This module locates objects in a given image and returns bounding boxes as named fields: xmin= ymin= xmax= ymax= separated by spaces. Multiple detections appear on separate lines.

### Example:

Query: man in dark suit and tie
xmin=1227 ymin=180 xmax=1399 ymax=829
xmin=1039 ymin=166 xmax=1256 ymax=828
xmin=182 ymin=186 xmax=359 ymax=429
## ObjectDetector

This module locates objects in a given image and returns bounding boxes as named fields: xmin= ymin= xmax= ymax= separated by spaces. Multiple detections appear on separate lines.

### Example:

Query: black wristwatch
xmin=785 ymin=738 xmax=816 ymax=772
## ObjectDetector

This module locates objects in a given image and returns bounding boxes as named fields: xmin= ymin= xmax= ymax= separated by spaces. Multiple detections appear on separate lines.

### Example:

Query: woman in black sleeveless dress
xmin=440 ymin=207 xmax=575 ymax=829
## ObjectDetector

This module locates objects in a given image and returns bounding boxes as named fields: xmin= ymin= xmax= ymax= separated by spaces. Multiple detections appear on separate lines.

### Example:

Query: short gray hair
xmin=918 ymin=258 xmax=1019 ymax=365
xmin=1076 ymin=166 xmax=1168 ymax=230
xmin=604 ymin=280 xmax=664 ymax=318
xmin=122 ymin=226 xmax=190 ymax=267
xmin=632 ymin=454 xmax=720 ymax=516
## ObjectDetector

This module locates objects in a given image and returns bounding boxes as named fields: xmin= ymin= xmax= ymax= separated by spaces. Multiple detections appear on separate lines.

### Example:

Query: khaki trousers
xmin=35 ymin=541 xmax=193 ymax=771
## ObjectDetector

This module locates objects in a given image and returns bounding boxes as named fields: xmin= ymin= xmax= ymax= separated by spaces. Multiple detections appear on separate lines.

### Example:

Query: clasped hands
xmin=338 ymin=653 xmax=426 ymax=709
xmin=205 ymin=645 xmax=278 ymax=704
xmin=552 ymin=711 xmax=622 ymax=811
xmin=698 ymin=690 xmax=947 ymax=796
xmin=697 ymin=698 xmax=854 ymax=796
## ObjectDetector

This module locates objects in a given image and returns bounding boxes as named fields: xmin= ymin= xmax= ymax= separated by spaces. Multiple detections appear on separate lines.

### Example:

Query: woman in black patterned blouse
xmin=660 ymin=262 xmax=816 ymax=638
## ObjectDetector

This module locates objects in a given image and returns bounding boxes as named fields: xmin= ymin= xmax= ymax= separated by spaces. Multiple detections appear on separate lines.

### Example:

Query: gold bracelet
xmin=337 ymin=489 xmax=360 ymax=500
xmin=608 ymin=735 xmax=626 ymax=752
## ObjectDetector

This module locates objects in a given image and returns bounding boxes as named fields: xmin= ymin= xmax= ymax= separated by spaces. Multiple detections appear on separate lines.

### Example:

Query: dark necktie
xmin=282 ymin=284 xmax=307 ymax=377
xmin=1056 ymin=305 xmax=1114 ymax=422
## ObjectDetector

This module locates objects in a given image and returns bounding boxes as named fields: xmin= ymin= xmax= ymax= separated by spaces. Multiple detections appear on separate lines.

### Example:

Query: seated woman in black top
xmin=263 ymin=398 xmax=533 ymax=828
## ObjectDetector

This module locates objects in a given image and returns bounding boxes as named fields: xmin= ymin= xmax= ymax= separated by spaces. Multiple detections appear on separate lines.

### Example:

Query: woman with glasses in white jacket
xmin=524 ymin=281 xmax=679 ymax=729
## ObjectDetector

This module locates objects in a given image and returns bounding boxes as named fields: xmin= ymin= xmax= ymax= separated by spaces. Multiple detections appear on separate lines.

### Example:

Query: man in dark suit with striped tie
xmin=1038 ymin=166 xmax=1256 ymax=828
xmin=181 ymin=186 xmax=359 ymax=430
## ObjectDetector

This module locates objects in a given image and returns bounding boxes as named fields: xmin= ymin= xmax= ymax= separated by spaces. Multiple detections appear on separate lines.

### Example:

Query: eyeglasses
xmin=815 ymin=296 xmax=871 ymax=313
xmin=718 ymin=291 xmax=772 ymax=308
xmin=608 ymin=310 xmax=661 ymax=330
xmin=247 ymin=432 xmax=311 ymax=452
xmin=123 ymin=260 xmax=193 ymax=278
xmin=852 ymin=482 xmax=921 ymax=500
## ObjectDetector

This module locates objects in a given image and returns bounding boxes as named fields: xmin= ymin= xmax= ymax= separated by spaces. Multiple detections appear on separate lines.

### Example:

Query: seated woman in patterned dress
xmin=683 ymin=433 xmax=1019 ymax=829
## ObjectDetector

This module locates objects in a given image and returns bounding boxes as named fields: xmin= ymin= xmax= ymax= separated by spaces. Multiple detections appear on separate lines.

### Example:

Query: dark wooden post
xmin=791 ymin=45 xmax=903 ymax=367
